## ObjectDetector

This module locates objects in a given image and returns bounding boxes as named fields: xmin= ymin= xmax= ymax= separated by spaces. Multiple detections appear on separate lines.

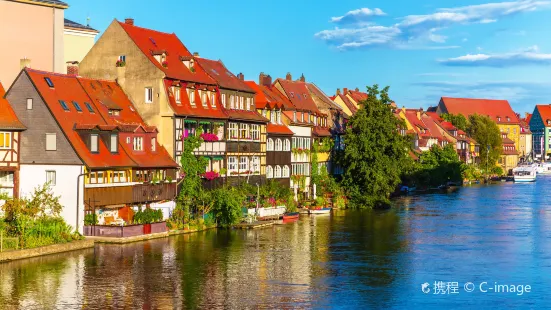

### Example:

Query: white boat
xmin=513 ymin=167 xmax=537 ymax=182
xmin=536 ymin=162 xmax=551 ymax=174
xmin=308 ymin=208 xmax=331 ymax=214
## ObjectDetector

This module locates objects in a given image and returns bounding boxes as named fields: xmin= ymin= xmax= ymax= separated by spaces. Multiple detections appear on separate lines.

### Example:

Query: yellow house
xmin=64 ymin=18 xmax=99 ymax=70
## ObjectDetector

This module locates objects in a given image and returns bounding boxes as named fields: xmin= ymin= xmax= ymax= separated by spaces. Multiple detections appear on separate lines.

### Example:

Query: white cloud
xmin=330 ymin=8 xmax=386 ymax=25
xmin=439 ymin=47 xmax=551 ymax=66
xmin=315 ymin=0 xmax=550 ymax=50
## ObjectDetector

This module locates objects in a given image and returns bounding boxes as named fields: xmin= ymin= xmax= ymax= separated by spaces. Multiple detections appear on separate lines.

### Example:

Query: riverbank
xmin=0 ymin=239 xmax=94 ymax=263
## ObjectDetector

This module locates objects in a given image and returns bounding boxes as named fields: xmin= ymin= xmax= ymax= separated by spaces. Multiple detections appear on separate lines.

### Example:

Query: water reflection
xmin=2 ymin=179 xmax=551 ymax=308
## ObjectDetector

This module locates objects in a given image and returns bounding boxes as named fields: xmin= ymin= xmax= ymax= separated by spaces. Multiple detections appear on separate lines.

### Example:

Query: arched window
xmin=267 ymin=138 xmax=274 ymax=151
xmin=275 ymin=165 xmax=282 ymax=178
xmin=283 ymin=139 xmax=290 ymax=151
xmin=283 ymin=165 xmax=290 ymax=177
xmin=266 ymin=166 xmax=273 ymax=178
xmin=276 ymin=138 xmax=283 ymax=151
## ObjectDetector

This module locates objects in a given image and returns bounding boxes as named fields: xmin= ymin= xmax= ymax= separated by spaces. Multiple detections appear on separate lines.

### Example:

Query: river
xmin=1 ymin=177 xmax=551 ymax=309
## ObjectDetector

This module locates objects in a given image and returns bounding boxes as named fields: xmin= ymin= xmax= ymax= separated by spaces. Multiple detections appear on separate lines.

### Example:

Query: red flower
xmin=200 ymin=133 xmax=219 ymax=142
xmin=202 ymin=171 xmax=220 ymax=180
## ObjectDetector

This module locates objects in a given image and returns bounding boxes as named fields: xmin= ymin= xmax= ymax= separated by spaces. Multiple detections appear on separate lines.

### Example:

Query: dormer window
xmin=133 ymin=136 xmax=143 ymax=151
xmin=174 ymin=87 xmax=181 ymax=103
xmin=151 ymin=137 xmax=156 ymax=152
xmin=201 ymin=90 xmax=207 ymax=107
xmin=211 ymin=92 xmax=216 ymax=108
xmin=507 ymin=117 xmax=510 ymax=122
xmin=110 ymin=134 xmax=118 ymax=153
xmin=108 ymin=109 xmax=120 ymax=116
xmin=90 ymin=134 xmax=99 ymax=153
xmin=230 ymin=95 xmax=235 ymax=109
xmin=497 ymin=117 xmax=501 ymax=122
xmin=188 ymin=88 xmax=196 ymax=106
xmin=183 ymin=60 xmax=190 ymax=68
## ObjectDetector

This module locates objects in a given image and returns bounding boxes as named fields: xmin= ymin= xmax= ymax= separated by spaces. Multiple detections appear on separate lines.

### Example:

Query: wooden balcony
xmin=194 ymin=142 xmax=226 ymax=154
xmin=84 ymin=182 xmax=177 ymax=208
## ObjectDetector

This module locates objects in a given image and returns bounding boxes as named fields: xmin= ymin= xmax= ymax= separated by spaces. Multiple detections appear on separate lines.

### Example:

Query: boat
xmin=309 ymin=208 xmax=331 ymax=214
xmin=400 ymin=185 xmax=417 ymax=194
xmin=536 ymin=162 xmax=551 ymax=175
xmin=513 ymin=166 xmax=537 ymax=182
xmin=282 ymin=212 xmax=299 ymax=220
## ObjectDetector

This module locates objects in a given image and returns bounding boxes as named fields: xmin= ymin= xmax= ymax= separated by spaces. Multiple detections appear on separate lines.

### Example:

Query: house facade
xmin=0 ymin=83 xmax=26 ymax=198
xmin=0 ymin=0 xmax=67 ymax=86
xmin=246 ymin=75 xmax=294 ymax=188
xmin=6 ymin=68 xmax=178 ymax=232
xmin=64 ymin=18 xmax=100 ymax=70
xmin=529 ymin=105 xmax=551 ymax=160
xmin=500 ymin=133 xmax=519 ymax=174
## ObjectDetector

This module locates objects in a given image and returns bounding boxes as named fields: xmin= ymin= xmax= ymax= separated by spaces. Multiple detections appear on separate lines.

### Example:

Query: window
xmin=275 ymin=165 xmax=282 ymax=178
xmin=270 ymin=111 xmax=276 ymax=123
xmin=239 ymin=123 xmax=249 ymax=139
xmin=301 ymin=113 xmax=304 ymax=122
xmin=283 ymin=165 xmax=290 ymax=177
xmin=290 ymin=92 xmax=294 ymax=98
xmin=276 ymin=110 xmax=282 ymax=124
xmin=59 ymin=100 xmax=69 ymax=111
xmin=239 ymin=156 xmax=249 ymax=171
xmin=46 ymin=133 xmax=56 ymax=151
xmin=284 ymin=139 xmax=290 ymax=151
xmin=72 ymin=101 xmax=82 ymax=112
xmin=262 ymin=109 xmax=267 ymax=118
xmin=133 ymin=136 xmax=143 ymax=151
xmin=108 ymin=109 xmax=120 ymax=116
xmin=293 ymin=111 xmax=297 ymax=122
xmin=90 ymin=134 xmax=99 ymax=153
xmin=228 ymin=156 xmax=238 ymax=172
xmin=230 ymin=95 xmax=235 ymax=109
xmin=292 ymin=137 xmax=297 ymax=148
xmin=0 ymin=171 xmax=14 ymax=187
xmin=0 ymin=132 xmax=11 ymax=149
xmin=267 ymin=138 xmax=274 ymax=151
xmin=221 ymin=94 xmax=226 ymax=108
xmin=126 ymin=137 xmax=131 ymax=144
xmin=239 ymin=96 xmax=244 ymax=110
xmin=276 ymin=138 xmax=283 ymax=151
xmin=46 ymin=171 xmax=56 ymax=185
xmin=110 ymin=134 xmax=118 ymax=153
xmin=246 ymin=98 xmax=251 ymax=111
xmin=251 ymin=124 xmax=260 ymax=141
xmin=306 ymin=113 xmax=310 ymax=123
xmin=201 ymin=91 xmax=207 ymax=107
xmin=151 ymin=137 xmax=156 ymax=151
xmin=26 ymin=98 xmax=33 ymax=110
xmin=112 ymin=171 xmax=127 ymax=183
xmin=84 ymin=102 xmax=94 ymax=113
xmin=266 ymin=166 xmax=273 ymax=178
xmin=174 ymin=87 xmax=181 ymax=103
xmin=251 ymin=156 xmax=260 ymax=172
xmin=228 ymin=123 xmax=238 ymax=139
xmin=45 ymin=77 xmax=54 ymax=88
xmin=211 ymin=92 xmax=216 ymax=107
xmin=118 ymin=55 xmax=126 ymax=62
xmin=145 ymin=87 xmax=153 ymax=103
xmin=303 ymin=94 xmax=307 ymax=99
xmin=189 ymin=89 xmax=196 ymax=105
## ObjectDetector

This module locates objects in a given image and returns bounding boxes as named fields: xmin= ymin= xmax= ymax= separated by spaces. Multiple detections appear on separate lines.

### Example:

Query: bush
xmin=211 ymin=187 xmax=245 ymax=226
xmin=84 ymin=213 xmax=98 ymax=225
xmin=133 ymin=208 xmax=163 ymax=224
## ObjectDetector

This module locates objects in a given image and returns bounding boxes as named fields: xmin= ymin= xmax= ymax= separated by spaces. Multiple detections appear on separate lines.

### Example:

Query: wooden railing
xmin=84 ymin=182 xmax=177 ymax=208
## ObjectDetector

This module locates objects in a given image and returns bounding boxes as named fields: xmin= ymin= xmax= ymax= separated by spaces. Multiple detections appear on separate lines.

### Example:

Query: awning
xmin=184 ymin=120 xmax=197 ymax=124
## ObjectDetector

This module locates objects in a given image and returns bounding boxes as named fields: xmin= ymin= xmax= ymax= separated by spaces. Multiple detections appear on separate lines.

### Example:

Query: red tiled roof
xmin=225 ymin=109 xmax=268 ymax=123
xmin=313 ymin=126 xmax=332 ymax=137
xmin=332 ymin=93 xmax=358 ymax=114
xmin=347 ymin=90 xmax=368 ymax=103
xmin=196 ymin=58 xmax=254 ymax=93
xmin=24 ymin=69 xmax=177 ymax=169
xmin=421 ymin=114 xmax=445 ymax=141
xmin=503 ymin=137 xmax=515 ymax=144
xmin=267 ymin=124 xmax=294 ymax=135
xmin=163 ymin=80 xmax=227 ymax=119
xmin=534 ymin=105 xmax=551 ymax=127
xmin=0 ymin=83 xmax=25 ymax=130
xmin=440 ymin=97 xmax=520 ymax=124
xmin=404 ymin=110 xmax=428 ymax=135
xmin=307 ymin=83 xmax=342 ymax=112
xmin=245 ymin=81 xmax=294 ymax=110
xmin=118 ymin=21 xmax=215 ymax=85
xmin=276 ymin=79 xmax=322 ymax=115
xmin=525 ymin=113 xmax=532 ymax=124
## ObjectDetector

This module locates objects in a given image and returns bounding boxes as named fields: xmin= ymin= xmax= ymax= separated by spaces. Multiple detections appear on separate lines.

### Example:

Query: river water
xmin=1 ymin=177 xmax=551 ymax=309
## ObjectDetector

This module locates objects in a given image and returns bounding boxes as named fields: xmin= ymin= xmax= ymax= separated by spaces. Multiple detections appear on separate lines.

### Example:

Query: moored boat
xmin=513 ymin=167 xmax=537 ymax=182
xmin=309 ymin=208 xmax=331 ymax=214
xmin=282 ymin=212 xmax=299 ymax=220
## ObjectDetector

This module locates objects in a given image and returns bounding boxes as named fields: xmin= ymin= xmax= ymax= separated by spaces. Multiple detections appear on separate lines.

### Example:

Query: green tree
xmin=310 ymin=140 xmax=321 ymax=194
xmin=466 ymin=114 xmax=502 ymax=171
xmin=211 ymin=187 xmax=245 ymax=226
xmin=441 ymin=113 xmax=469 ymax=131
xmin=339 ymin=85 xmax=411 ymax=208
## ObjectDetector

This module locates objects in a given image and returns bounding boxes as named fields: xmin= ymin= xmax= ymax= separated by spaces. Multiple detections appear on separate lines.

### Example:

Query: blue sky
xmin=67 ymin=0 xmax=551 ymax=114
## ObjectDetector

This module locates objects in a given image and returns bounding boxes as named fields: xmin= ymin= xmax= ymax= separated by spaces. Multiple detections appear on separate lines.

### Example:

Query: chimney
xmin=355 ymin=87 xmax=359 ymax=92
xmin=237 ymin=73 xmax=244 ymax=81
xmin=193 ymin=52 xmax=200 ymax=57
xmin=259 ymin=72 xmax=265 ymax=85
xmin=402 ymin=106 xmax=406 ymax=114
xmin=264 ymin=74 xmax=272 ymax=86
xmin=336 ymin=88 xmax=341 ymax=95
xmin=20 ymin=58 xmax=31 ymax=70
xmin=125 ymin=18 xmax=134 ymax=25
xmin=417 ymin=108 xmax=423 ymax=120
xmin=286 ymin=72 xmax=292 ymax=81
xmin=343 ymin=88 xmax=348 ymax=94
xmin=299 ymin=74 xmax=305 ymax=82
xmin=66 ymin=61 xmax=79 ymax=76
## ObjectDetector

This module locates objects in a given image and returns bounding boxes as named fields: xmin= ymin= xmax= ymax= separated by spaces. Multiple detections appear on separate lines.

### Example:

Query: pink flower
xmin=202 ymin=171 xmax=220 ymax=180
xmin=200 ymin=133 xmax=219 ymax=142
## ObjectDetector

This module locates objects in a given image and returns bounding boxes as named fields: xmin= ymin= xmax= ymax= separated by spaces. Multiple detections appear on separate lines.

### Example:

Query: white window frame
xmin=228 ymin=156 xmax=238 ymax=172
xmin=230 ymin=95 xmax=235 ymax=109
xmin=239 ymin=96 xmax=244 ymax=110
xmin=283 ymin=165 xmax=290 ymax=177
xmin=26 ymin=98 xmax=33 ymax=110
xmin=0 ymin=132 xmax=11 ymax=149
xmin=211 ymin=92 xmax=216 ymax=107
xmin=239 ymin=123 xmax=249 ymax=139
xmin=145 ymin=87 xmax=153 ymax=103
xmin=276 ymin=138 xmax=282 ymax=151
xmin=151 ymin=137 xmax=156 ymax=151
xmin=251 ymin=156 xmax=260 ymax=173
xmin=239 ymin=156 xmax=249 ymax=171
xmin=201 ymin=90 xmax=207 ymax=107
xmin=221 ymin=94 xmax=226 ymax=108
xmin=228 ymin=123 xmax=238 ymax=140
xmin=267 ymin=138 xmax=274 ymax=151
xmin=293 ymin=111 xmax=297 ymax=122
xmin=46 ymin=133 xmax=56 ymax=151
xmin=189 ymin=89 xmax=196 ymax=106
xmin=266 ymin=166 xmax=273 ymax=178
xmin=276 ymin=110 xmax=282 ymax=124
xmin=251 ymin=124 xmax=260 ymax=141
xmin=174 ymin=87 xmax=181 ymax=103
xmin=110 ymin=134 xmax=118 ymax=153
xmin=284 ymin=139 xmax=290 ymax=151
xmin=246 ymin=97 xmax=251 ymax=111
xmin=46 ymin=170 xmax=56 ymax=186
xmin=270 ymin=111 xmax=276 ymax=124
xmin=133 ymin=136 xmax=143 ymax=151
xmin=275 ymin=165 xmax=282 ymax=178
xmin=90 ymin=134 xmax=99 ymax=153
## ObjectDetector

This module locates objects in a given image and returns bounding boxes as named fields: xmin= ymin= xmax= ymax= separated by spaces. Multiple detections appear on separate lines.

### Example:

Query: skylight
xmin=84 ymin=102 xmax=94 ymax=113
xmin=211 ymin=69 xmax=219 ymax=75
xmin=72 ymin=101 xmax=82 ymax=112
xmin=45 ymin=77 xmax=54 ymax=88
xmin=59 ymin=100 xmax=69 ymax=111
xmin=149 ymin=37 xmax=157 ymax=46
xmin=290 ymin=92 xmax=294 ymax=98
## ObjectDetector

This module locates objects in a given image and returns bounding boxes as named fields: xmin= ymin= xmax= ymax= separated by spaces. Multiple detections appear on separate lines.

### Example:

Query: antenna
xmin=86 ymin=15 xmax=90 ymax=27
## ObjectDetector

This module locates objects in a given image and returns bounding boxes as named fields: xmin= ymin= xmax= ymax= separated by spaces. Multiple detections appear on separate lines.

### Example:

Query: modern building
xmin=0 ymin=0 xmax=68 ymax=86
xmin=245 ymin=74 xmax=294 ymax=188
xmin=64 ymin=18 xmax=100 ymax=71
xmin=0 ymin=82 xmax=26 ymax=198
xmin=529 ymin=105 xmax=551 ymax=160
xmin=6 ymin=68 xmax=178 ymax=232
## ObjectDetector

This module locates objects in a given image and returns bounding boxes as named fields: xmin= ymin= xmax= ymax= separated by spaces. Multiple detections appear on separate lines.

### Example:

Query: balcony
xmin=194 ymin=141 xmax=226 ymax=154
xmin=84 ymin=182 xmax=177 ymax=208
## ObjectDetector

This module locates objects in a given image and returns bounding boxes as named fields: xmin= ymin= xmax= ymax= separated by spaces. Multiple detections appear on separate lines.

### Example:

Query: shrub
xmin=84 ymin=213 xmax=98 ymax=225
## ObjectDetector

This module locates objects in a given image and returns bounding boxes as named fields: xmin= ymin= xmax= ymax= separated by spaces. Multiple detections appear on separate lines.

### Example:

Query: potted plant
xmin=162 ymin=60 xmax=169 ymax=68
xmin=116 ymin=60 xmax=126 ymax=67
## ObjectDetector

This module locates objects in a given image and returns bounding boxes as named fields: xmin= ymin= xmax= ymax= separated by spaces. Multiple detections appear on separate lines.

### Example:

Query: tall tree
xmin=466 ymin=114 xmax=502 ymax=171
xmin=340 ymin=85 xmax=411 ymax=208
xmin=441 ymin=113 xmax=468 ymax=131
